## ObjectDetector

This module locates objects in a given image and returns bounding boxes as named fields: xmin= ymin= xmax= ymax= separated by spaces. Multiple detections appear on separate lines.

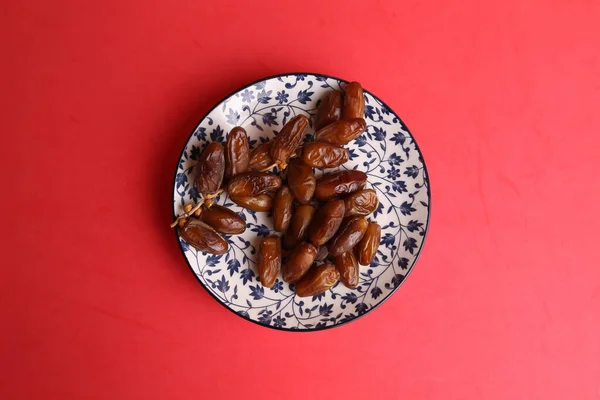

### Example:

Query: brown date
xmin=344 ymin=189 xmax=379 ymax=217
xmin=198 ymin=204 xmax=246 ymax=234
xmin=273 ymin=186 xmax=294 ymax=232
xmin=314 ymin=118 xmax=366 ymax=145
xmin=295 ymin=263 xmax=340 ymax=297
xmin=355 ymin=221 xmax=381 ymax=265
xmin=328 ymin=217 xmax=368 ymax=256
xmin=282 ymin=242 xmax=317 ymax=283
xmin=230 ymin=193 xmax=273 ymax=212
xmin=179 ymin=219 xmax=228 ymax=255
xmin=287 ymin=159 xmax=315 ymax=204
xmin=248 ymin=141 xmax=273 ymax=171
xmin=308 ymin=199 xmax=345 ymax=246
xmin=315 ymin=170 xmax=367 ymax=202
xmin=301 ymin=142 xmax=349 ymax=169
xmin=281 ymin=247 xmax=290 ymax=261
xmin=315 ymin=90 xmax=342 ymax=131
xmin=270 ymin=114 xmax=309 ymax=164
xmin=225 ymin=126 xmax=249 ymax=179
xmin=342 ymin=81 xmax=365 ymax=119
xmin=283 ymin=204 xmax=315 ymax=250
xmin=227 ymin=171 xmax=281 ymax=198
xmin=315 ymin=245 xmax=329 ymax=262
xmin=334 ymin=251 xmax=359 ymax=289
xmin=195 ymin=142 xmax=225 ymax=195
xmin=258 ymin=236 xmax=281 ymax=288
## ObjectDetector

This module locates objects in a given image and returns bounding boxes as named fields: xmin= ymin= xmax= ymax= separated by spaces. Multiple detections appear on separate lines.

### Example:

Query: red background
xmin=1 ymin=0 xmax=599 ymax=399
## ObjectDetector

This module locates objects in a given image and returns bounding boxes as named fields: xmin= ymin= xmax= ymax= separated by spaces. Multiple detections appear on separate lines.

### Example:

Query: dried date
xmin=314 ymin=118 xmax=366 ymax=145
xmin=287 ymin=160 xmax=315 ymax=204
xmin=248 ymin=141 xmax=273 ymax=171
xmin=198 ymin=204 xmax=246 ymax=234
xmin=344 ymin=189 xmax=379 ymax=217
xmin=327 ymin=217 xmax=368 ymax=256
xmin=301 ymin=142 xmax=349 ymax=168
xmin=258 ymin=236 xmax=281 ymax=288
xmin=307 ymin=199 xmax=345 ymax=246
xmin=273 ymin=186 xmax=294 ymax=232
xmin=270 ymin=115 xmax=309 ymax=167
xmin=195 ymin=142 xmax=225 ymax=195
xmin=342 ymin=81 xmax=365 ymax=119
xmin=227 ymin=171 xmax=281 ymax=198
xmin=355 ymin=221 xmax=381 ymax=265
xmin=179 ymin=219 xmax=228 ymax=255
xmin=295 ymin=263 xmax=340 ymax=297
xmin=334 ymin=251 xmax=359 ymax=289
xmin=315 ymin=90 xmax=342 ymax=130
xmin=230 ymin=192 xmax=274 ymax=212
xmin=225 ymin=126 xmax=249 ymax=179
xmin=315 ymin=170 xmax=367 ymax=202
xmin=283 ymin=204 xmax=316 ymax=250
xmin=282 ymin=242 xmax=317 ymax=283
xmin=315 ymin=246 xmax=329 ymax=262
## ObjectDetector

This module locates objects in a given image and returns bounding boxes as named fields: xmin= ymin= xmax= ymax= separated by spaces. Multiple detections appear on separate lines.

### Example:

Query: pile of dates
xmin=174 ymin=81 xmax=382 ymax=297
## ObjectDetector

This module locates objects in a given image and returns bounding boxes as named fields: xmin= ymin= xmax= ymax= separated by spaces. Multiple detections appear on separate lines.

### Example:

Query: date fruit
xmin=270 ymin=114 xmax=309 ymax=164
xmin=248 ymin=141 xmax=273 ymax=171
xmin=328 ymin=217 xmax=368 ymax=256
xmin=273 ymin=186 xmax=294 ymax=232
xmin=355 ymin=221 xmax=381 ymax=265
xmin=314 ymin=118 xmax=366 ymax=145
xmin=283 ymin=204 xmax=315 ymax=250
xmin=315 ymin=90 xmax=342 ymax=130
xmin=228 ymin=171 xmax=281 ymax=198
xmin=195 ymin=142 xmax=225 ymax=195
xmin=344 ymin=189 xmax=379 ymax=217
xmin=342 ymin=81 xmax=365 ymax=119
xmin=179 ymin=219 xmax=228 ymax=255
xmin=308 ymin=199 xmax=345 ymax=246
xmin=258 ymin=236 xmax=281 ymax=288
xmin=295 ymin=263 xmax=340 ymax=297
xmin=198 ymin=204 xmax=246 ymax=234
xmin=230 ymin=192 xmax=273 ymax=212
xmin=334 ymin=251 xmax=359 ymax=288
xmin=225 ymin=126 xmax=249 ymax=179
xmin=301 ymin=142 xmax=349 ymax=168
xmin=287 ymin=160 xmax=316 ymax=204
xmin=315 ymin=245 xmax=329 ymax=262
xmin=282 ymin=242 xmax=317 ymax=283
xmin=315 ymin=170 xmax=367 ymax=201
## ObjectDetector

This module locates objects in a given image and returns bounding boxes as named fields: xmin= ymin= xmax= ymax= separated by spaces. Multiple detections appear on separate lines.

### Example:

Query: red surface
xmin=1 ymin=0 xmax=599 ymax=399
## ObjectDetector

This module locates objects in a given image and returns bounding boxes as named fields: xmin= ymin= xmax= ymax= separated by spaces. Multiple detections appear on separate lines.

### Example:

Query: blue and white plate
xmin=172 ymin=73 xmax=431 ymax=331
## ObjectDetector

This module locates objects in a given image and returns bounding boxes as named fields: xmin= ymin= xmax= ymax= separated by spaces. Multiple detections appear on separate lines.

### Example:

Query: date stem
xmin=170 ymin=200 xmax=204 ymax=228
xmin=170 ymin=188 xmax=224 ymax=228
xmin=258 ymin=146 xmax=302 ymax=172
xmin=204 ymin=189 xmax=223 ymax=199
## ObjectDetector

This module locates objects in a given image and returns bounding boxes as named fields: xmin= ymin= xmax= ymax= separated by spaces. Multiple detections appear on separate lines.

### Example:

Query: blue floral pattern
xmin=172 ymin=73 xmax=430 ymax=331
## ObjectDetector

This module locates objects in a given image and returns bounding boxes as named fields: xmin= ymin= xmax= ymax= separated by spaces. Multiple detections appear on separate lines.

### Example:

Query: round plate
xmin=172 ymin=73 xmax=431 ymax=331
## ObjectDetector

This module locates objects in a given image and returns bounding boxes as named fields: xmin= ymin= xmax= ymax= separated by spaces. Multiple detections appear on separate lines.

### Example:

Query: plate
xmin=172 ymin=73 xmax=430 ymax=331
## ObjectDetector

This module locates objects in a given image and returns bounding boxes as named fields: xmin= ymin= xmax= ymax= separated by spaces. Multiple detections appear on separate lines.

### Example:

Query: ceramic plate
xmin=172 ymin=73 xmax=430 ymax=331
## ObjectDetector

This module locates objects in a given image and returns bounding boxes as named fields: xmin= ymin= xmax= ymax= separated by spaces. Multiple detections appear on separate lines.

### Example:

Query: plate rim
xmin=171 ymin=72 xmax=432 ymax=332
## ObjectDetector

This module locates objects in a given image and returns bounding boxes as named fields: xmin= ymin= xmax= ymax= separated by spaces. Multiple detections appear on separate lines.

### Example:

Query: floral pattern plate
xmin=172 ymin=73 xmax=430 ymax=331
